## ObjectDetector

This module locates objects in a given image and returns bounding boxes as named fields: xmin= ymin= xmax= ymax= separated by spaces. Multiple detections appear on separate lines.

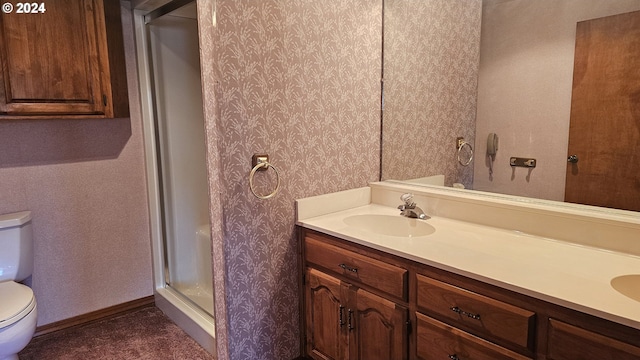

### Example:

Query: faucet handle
xmin=400 ymin=193 xmax=415 ymax=206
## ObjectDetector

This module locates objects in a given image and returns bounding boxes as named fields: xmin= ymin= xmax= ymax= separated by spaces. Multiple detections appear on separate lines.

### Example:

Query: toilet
xmin=0 ymin=211 xmax=37 ymax=360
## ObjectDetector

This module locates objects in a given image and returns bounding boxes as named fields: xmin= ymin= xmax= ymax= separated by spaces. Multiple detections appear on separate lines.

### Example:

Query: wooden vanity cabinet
xmin=299 ymin=228 xmax=640 ymax=360
xmin=303 ymin=232 xmax=409 ymax=360
xmin=0 ymin=0 xmax=129 ymax=119
xmin=305 ymin=268 xmax=408 ymax=360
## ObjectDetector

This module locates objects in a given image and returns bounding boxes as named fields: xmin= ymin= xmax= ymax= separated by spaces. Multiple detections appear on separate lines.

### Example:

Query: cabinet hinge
xmin=103 ymin=95 xmax=108 ymax=106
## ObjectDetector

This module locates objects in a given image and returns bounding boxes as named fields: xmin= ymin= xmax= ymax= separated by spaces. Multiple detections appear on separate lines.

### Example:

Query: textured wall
xmin=0 ymin=2 xmax=153 ymax=326
xmin=198 ymin=0 xmax=382 ymax=358
xmin=381 ymin=0 xmax=482 ymax=187
xmin=474 ymin=0 xmax=640 ymax=201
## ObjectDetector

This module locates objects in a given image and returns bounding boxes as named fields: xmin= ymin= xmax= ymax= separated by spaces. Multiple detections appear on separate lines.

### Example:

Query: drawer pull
xmin=339 ymin=305 xmax=345 ymax=327
xmin=448 ymin=355 xmax=461 ymax=360
xmin=339 ymin=263 xmax=358 ymax=273
xmin=348 ymin=309 xmax=355 ymax=331
xmin=450 ymin=306 xmax=481 ymax=320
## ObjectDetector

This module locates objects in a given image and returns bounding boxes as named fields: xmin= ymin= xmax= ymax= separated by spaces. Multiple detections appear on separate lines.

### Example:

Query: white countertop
xmin=298 ymin=202 xmax=640 ymax=330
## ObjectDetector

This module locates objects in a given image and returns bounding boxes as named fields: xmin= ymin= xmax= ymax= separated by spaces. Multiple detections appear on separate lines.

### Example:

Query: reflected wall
xmin=381 ymin=0 xmax=482 ymax=187
xmin=474 ymin=0 xmax=640 ymax=201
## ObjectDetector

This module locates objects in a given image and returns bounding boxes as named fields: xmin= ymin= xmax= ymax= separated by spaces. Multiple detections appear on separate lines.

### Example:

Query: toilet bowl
xmin=0 ymin=281 xmax=37 ymax=360
xmin=0 ymin=211 xmax=37 ymax=360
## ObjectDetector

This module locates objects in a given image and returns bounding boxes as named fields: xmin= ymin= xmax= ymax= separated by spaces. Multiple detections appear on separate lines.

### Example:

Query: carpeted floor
xmin=19 ymin=306 xmax=212 ymax=359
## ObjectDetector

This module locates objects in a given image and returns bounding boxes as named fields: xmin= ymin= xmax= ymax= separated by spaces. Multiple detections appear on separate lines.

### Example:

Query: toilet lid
xmin=0 ymin=281 xmax=36 ymax=329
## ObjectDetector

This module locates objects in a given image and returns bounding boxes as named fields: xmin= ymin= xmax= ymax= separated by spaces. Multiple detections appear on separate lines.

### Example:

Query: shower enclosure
xmin=133 ymin=1 xmax=215 ymax=354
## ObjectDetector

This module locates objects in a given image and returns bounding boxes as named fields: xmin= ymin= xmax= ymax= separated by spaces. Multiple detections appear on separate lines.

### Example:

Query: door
xmin=306 ymin=268 xmax=348 ymax=360
xmin=305 ymin=269 xmax=409 ymax=360
xmin=565 ymin=10 xmax=640 ymax=211
xmin=351 ymin=288 xmax=408 ymax=360
xmin=146 ymin=1 xmax=213 ymax=315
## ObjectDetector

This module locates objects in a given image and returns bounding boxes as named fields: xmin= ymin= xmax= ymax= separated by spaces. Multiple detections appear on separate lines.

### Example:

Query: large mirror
xmin=382 ymin=0 xmax=640 ymax=212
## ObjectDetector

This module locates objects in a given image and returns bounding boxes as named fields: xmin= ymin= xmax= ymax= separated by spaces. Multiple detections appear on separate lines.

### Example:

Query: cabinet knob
xmin=448 ymin=355 xmax=461 ymax=360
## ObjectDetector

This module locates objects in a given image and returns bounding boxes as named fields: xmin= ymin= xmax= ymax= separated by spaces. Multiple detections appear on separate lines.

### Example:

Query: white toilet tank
xmin=0 ymin=211 xmax=33 ymax=282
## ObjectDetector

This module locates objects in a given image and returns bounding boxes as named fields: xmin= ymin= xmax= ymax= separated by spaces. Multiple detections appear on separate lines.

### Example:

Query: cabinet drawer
xmin=416 ymin=274 xmax=535 ymax=350
xmin=547 ymin=319 xmax=640 ymax=360
xmin=416 ymin=313 xmax=531 ymax=360
xmin=305 ymin=235 xmax=407 ymax=299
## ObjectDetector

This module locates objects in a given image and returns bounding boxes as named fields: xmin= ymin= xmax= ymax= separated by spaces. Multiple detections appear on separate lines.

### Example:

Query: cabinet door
xmin=306 ymin=268 xmax=348 ymax=360
xmin=351 ymin=288 xmax=408 ymax=360
xmin=0 ymin=0 xmax=111 ymax=116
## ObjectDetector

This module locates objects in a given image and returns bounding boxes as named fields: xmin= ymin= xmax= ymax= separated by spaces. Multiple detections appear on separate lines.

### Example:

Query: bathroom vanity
xmin=296 ymin=182 xmax=640 ymax=360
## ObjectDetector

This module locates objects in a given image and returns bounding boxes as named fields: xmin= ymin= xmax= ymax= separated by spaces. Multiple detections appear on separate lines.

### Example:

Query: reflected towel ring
xmin=457 ymin=141 xmax=474 ymax=166
xmin=249 ymin=161 xmax=281 ymax=199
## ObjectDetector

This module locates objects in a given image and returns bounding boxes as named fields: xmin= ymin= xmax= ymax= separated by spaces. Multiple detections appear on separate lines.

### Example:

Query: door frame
xmin=132 ymin=3 xmax=216 ymax=355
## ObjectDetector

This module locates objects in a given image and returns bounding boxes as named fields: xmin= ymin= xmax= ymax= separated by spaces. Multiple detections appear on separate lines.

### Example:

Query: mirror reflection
xmin=381 ymin=0 xmax=640 ymax=212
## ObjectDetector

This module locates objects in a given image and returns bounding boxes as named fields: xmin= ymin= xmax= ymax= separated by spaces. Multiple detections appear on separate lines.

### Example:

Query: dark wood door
xmin=351 ymin=288 xmax=408 ymax=360
xmin=305 ymin=268 xmax=347 ymax=360
xmin=0 ymin=0 xmax=110 ymax=116
xmin=565 ymin=10 xmax=640 ymax=211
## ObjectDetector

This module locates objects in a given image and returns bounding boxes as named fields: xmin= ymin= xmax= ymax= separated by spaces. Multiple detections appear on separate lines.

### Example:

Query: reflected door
xmin=565 ymin=10 xmax=640 ymax=211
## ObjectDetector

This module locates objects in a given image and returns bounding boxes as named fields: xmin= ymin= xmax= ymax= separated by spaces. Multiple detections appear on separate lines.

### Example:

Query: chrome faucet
xmin=398 ymin=193 xmax=429 ymax=220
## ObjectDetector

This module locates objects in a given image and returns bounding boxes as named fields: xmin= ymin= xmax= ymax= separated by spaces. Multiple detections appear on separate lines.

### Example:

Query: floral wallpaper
xmin=381 ymin=0 xmax=482 ymax=187
xmin=199 ymin=0 xmax=382 ymax=358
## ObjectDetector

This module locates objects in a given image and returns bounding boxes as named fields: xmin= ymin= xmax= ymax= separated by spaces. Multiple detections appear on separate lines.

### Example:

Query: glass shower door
xmin=147 ymin=1 xmax=213 ymax=316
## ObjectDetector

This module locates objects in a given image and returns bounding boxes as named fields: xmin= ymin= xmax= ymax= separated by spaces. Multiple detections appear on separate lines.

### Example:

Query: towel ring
xmin=249 ymin=161 xmax=281 ymax=199
xmin=457 ymin=141 xmax=474 ymax=166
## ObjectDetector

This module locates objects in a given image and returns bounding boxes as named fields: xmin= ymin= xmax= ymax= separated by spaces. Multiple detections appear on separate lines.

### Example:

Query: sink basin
xmin=611 ymin=275 xmax=640 ymax=302
xmin=344 ymin=214 xmax=435 ymax=238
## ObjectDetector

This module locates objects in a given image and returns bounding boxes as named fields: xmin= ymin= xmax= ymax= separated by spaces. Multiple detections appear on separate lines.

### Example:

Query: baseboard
xmin=33 ymin=296 xmax=155 ymax=337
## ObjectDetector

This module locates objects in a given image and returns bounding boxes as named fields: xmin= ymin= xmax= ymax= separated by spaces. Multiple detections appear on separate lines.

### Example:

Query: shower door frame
xmin=132 ymin=1 xmax=215 ymax=355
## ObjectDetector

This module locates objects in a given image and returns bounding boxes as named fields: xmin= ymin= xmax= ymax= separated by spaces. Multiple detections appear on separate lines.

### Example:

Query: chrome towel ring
xmin=457 ymin=141 xmax=474 ymax=166
xmin=249 ymin=157 xmax=281 ymax=200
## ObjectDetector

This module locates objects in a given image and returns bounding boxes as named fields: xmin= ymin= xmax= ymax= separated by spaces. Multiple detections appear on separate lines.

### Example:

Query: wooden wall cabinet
xmin=0 ymin=0 xmax=129 ymax=119
xmin=299 ymin=228 xmax=640 ymax=360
